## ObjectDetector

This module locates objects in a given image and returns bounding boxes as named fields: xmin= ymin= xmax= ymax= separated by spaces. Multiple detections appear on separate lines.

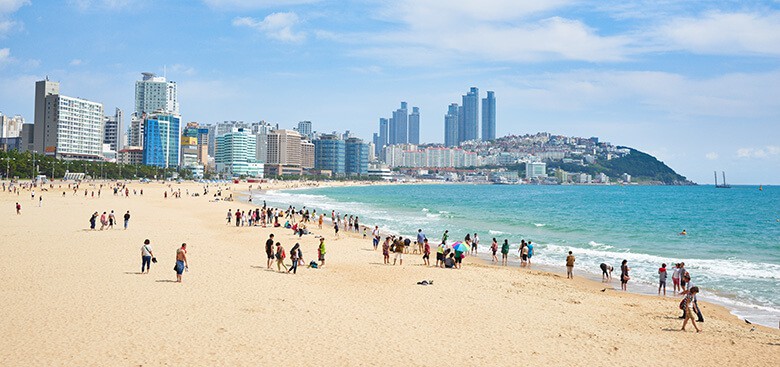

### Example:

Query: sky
xmin=0 ymin=0 xmax=779 ymax=184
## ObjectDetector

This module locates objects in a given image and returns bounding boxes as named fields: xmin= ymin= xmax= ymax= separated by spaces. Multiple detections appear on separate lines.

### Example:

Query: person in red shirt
xmin=422 ymin=238 xmax=431 ymax=266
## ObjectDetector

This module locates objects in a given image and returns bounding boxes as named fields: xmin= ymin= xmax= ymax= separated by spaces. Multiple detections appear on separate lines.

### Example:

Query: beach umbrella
xmin=451 ymin=241 xmax=469 ymax=253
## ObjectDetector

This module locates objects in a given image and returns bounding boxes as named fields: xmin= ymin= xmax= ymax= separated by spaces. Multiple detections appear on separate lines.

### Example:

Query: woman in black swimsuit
xmin=620 ymin=259 xmax=629 ymax=291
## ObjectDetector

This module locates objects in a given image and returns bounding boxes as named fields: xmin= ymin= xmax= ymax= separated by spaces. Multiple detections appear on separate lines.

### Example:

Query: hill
xmin=548 ymin=147 xmax=692 ymax=185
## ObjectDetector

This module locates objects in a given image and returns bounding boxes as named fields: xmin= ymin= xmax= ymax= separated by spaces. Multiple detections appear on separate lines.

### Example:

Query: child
xmin=658 ymin=263 xmax=668 ymax=296
xmin=681 ymin=287 xmax=701 ymax=332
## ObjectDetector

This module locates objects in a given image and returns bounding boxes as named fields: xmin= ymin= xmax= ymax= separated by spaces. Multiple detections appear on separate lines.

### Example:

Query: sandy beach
xmin=0 ymin=180 xmax=778 ymax=366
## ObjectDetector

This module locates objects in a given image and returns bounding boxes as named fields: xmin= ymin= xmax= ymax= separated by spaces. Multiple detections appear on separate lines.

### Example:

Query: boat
xmin=715 ymin=171 xmax=731 ymax=188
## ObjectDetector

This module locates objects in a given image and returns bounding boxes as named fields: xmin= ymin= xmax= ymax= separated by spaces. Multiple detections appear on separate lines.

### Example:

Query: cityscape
xmin=0 ymin=74 xmax=654 ymax=184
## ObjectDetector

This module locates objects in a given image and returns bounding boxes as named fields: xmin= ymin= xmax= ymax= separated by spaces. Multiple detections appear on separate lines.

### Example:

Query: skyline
xmin=0 ymin=1 xmax=779 ymax=184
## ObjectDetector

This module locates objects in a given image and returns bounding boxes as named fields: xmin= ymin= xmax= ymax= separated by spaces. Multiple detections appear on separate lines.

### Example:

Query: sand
xmin=0 ymin=180 xmax=778 ymax=367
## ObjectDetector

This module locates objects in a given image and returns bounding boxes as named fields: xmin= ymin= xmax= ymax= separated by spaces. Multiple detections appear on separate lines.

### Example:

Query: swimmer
xmin=679 ymin=229 xmax=687 ymax=236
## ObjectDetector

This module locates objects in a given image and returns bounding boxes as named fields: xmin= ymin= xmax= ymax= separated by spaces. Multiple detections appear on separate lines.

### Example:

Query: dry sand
xmin=0 ymin=180 xmax=778 ymax=366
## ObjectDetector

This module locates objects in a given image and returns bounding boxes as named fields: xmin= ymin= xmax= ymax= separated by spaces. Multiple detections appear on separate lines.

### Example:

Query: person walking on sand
xmin=393 ymin=237 xmax=404 ymax=266
xmin=334 ymin=221 xmax=340 ymax=238
xmin=501 ymin=239 xmax=509 ymax=266
xmin=266 ymin=234 xmax=275 ymax=269
xmin=422 ymin=238 xmax=431 ymax=266
xmin=490 ymin=238 xmax=498 ymax=262
xmin=141 ymin=239 xmax=155 ymax=274
xmin=275 ymin=243 xmax=288 ymax=273
xmin=226 ymin=209 xmax=232 ymax=225
xmin=372 ymin=226 xmax=380 ymax=250
xmin=38 ymin=196 xmax=42 ymax=207
xmin=416 ymin=229 xmax=426 ymax=254
xmin=318 ymin=237 xmax=326 ymax=268
xmin=100 ymin=212 xmax=108 ymax=230
xmin=288 ymin=243 xmax=300 ymax=274
xmin=15 ymin=202 xmax=21 ymax=215
xmin=680 ymin=286 xmax=701 ymax=332
xmin=658 ymin=263 xmax=668 ymax=296
xmin=174 ymin=243 xmax=188 ymax=283
xmin=566 ymin=251 xmax=575 ymax=279
xmin=108 ymin=210 xmax=115 ymax=229
xmin=620 ymin=259 xmax=630 ymax=291
xmin=89 ymin=211 xmax=98 ymax=230
xmin=436 ymin=241 xmax=445 ymax=267
xmin=123 ymin=211 xmax=130 ymax=230
xmin=382 ymin=236 xmax=391 ymax=264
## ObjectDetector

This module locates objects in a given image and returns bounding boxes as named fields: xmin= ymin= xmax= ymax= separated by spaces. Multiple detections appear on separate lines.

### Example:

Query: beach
xmin=0 ymin=180 xmax=778 ymax=366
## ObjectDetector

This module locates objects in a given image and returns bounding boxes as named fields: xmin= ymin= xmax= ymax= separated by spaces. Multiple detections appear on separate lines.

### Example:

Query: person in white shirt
xmin=141 ymin=239 xmax=155 ymax=274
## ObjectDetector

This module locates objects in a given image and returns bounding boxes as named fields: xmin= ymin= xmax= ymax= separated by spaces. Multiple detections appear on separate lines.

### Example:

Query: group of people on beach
xmin=89 ymin=210 xmax=131 ymax=230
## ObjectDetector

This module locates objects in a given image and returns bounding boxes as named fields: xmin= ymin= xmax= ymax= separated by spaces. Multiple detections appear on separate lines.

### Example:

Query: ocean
xmin=254 ymin=184 xmax=780 ymax=327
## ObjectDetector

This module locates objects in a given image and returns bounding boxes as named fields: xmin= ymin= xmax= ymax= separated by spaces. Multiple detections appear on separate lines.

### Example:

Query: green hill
xmin=548 ymin=148 xmax=691 ymax=185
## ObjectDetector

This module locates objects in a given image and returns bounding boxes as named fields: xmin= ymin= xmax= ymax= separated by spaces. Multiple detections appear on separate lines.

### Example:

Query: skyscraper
xmin=345 ymin=137 xmax=369 ymax=176
xmin=297 ymin=120 xmax=312 ymax=140
xmin=103 ymin=108 xmax=122 ymax=152
xmin=33 ymin=78 xmax=60 ymax=154
xmin=408 ymin=107 xmax=420 ymax=145
xmin=135 ymin=72 xmax=178 ymax=115
xmin=215 ymin=128 xmax=262 ymax=177
xmin=313 ymin=133 xmax=345 ymax=175
xmin=391 ymin=102 xmax=408 ymax=144
xmin=142 ymin=113 xmax=180 ymax=168
xmin=266 ymin=129 xmax=302 ymax=167
xmin=481 ymin=91 xmax=496 ymax=141
xmin=461 ymin=87 xmax=479 ymax=143
xmin=444 ymin=103 xmax=459 ymax=147
xmin=378 ymin=118 xmax=389 ymax=151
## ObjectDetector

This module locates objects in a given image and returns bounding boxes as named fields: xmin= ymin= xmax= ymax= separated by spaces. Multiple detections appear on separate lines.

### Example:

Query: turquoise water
xmin=257 ymin=184 xmax=780 ymax=326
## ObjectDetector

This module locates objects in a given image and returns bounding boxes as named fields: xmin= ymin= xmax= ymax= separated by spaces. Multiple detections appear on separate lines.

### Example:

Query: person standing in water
xmin=658 ymin=263 xmax=668 ymax=296
xmin=620 ymin=259 xmax=630 ymax=291
xmin=501 ymin=239 xmax=509 ymax=266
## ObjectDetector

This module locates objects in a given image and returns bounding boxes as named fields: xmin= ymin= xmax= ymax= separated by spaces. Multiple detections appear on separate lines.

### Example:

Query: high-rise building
xmin=215 ymin=128 xmax=262 ymax=177
xmin=297 ymin=120 xmax=312 ymax=140
xmin=408 ymin=107 xmax=420 ymax=145
xmin=345 ymin=137 xmax=369 ymax=176
xmin=128 ymin=114 xmax=144 ymax=148
xmin=461 ymin=87 xmax=479 ymax=143
xmin=266 ymin=129 xmax=302 ymax=167
xmin=313 ymin=134 xmax=345 ymax=175
xmin=301 ymin=140 xmax=315 ymax=169
xmin=378 ymin=118 xmax=389 ymax=156
xmin=135 ymin=72 xmax=178 ymax=115
xmin=444 ymin=103 xmax=459 ymax=147
xmin=390 ymin=102 xmax=408 ymax=144
xmin=142 ymin=113 xmax=180 ymax=168
xmin=481 ymin=91 xmax=496 ymax=141
xmin=33 ymin=79 xmax=104 ymax=160
xmin=103 ymin=108 xmax=122 ymax=152
xmin=0 ymin=113 xmax=24 ymax=138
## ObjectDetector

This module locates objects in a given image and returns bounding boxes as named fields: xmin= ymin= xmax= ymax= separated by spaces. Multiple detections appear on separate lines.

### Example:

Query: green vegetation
xmin=0 ymin=150 xmax=193 ymax=180
xmin=548 ymin=147 xmax=689 ymax=184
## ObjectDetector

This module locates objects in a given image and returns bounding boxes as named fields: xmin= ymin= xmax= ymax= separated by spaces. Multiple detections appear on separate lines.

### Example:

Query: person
xmin=620 ymin=259 xmax=630 ymax=291
xmin=658 ymin=263 xmax=668 ymax=296
xmin=318 ymin=237 xmax=326 ymax=268
xmin=526 ymin=241 xmax=534 ymax=265
xmin=472 ymin=233 xmax=479 ymax=254
xmin=372 ymin=226 xmax=380 ymax=250
xmin=566 ymin=251 xmax=575 ymax=279
xmin=108 ymin=210 xmax=115 ymax=229
xmin=123 ymin=211 xmax=130 ymax=230
xmin=275 ymin=243 xmax=288 ymax=273
xmin=393 ymin=237 xmax=404 ymax=265
xmin=681 ymin=267 xmax=691 ymax=292
xmin=266 ymin=234 xmax=275 ymax=269
xmin=174 ymin=243 xmax=188 ymax=283
xmin=680 ymin=286 xmax=701 ymax=332
xmin=382 ymin=237 xmax=391 ymax=265
xmin=444 ymin=252 xmax=455 ymax=268
xmin=520 ymin=243 xmax=529 ymax=267
xmin=89 ymin=212 xmax=98 ymax=230
xmin=38 ymin=196 xmax=42 ymax=207
xmin=600 ymin=263 xmax=613 ymax=282
xmin=100 ymin=212 xmax=108 ymax=230
xmin=141 ymin=239 xmax=154 ymax=274
xmin=680 ymin=281 xmax=704 ymax=322
xmin=454 ymin=246 xmax=464 ymax=269
xmin=501 ymin=239 xmax=509 ymax=266
xmin=680 ymin=229 xmax=687 ymax=236
xmin=672 ymin=263 xmax=682 ymax=295
xmin=334 ymin=221 xmax=340 ymax=238
xmin=435 ymin=241 xmax=445 ymax=267
xmin=226 ymin=209 xmax=232 ymax=225
xmin=441 ymin=230 xmax=449 ymax=245
xmin=15 ymin=202 xmax=21 ymax=215
xmin=422 ymin=238 xmax=430 ymax=266
xmin=416 ymin=229 xmax=426 ymax=254
xmin=288 ymin=243 xmax=300 ymax=274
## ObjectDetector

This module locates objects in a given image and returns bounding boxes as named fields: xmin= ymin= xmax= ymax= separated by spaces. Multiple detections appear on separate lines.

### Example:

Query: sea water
xmin=255 ymin=184 xmax=780 ymax=327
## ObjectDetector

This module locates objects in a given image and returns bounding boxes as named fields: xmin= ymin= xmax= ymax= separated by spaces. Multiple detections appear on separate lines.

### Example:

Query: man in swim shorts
xmin=266 ymin=234 xmax=275 ymax=269
xmin=174 ymin=243 xmax=188 ymax=283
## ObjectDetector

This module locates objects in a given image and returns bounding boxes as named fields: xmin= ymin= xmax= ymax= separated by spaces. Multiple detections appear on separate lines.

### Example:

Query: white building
xmin=215 ymin=128 xmax=263 ymax=177
xmin=135 ymin=72 xmax=178 ymax=115
xmin=525 ymin=161 xmax=547 ymax=179
xmin=44 ymin=94 xmax=105 ymax=160
xmin=0 ymin=113 xmax=24 ymax=138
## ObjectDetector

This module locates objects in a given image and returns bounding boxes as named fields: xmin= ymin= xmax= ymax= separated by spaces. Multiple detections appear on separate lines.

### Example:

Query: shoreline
xmin=251 ymin=182 xmax=780 ymax=330
xmin=1 ymin=179 xmax=779 ymax=366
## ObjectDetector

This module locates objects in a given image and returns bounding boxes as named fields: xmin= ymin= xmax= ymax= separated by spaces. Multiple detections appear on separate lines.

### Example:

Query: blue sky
xmin=1 ymin=0 xmax=779 ymax=184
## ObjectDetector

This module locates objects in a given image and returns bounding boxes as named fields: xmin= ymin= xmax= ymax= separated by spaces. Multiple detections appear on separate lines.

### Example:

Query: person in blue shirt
xmin=527 ymin=242 xmax=534 ymax=265
xmin=416 ymin=229 xmax=426 ymax=254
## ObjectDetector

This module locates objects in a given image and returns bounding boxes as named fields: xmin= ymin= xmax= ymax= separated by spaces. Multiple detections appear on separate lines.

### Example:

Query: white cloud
xmin=68 ymin=0 xmax=137 ymax=11
xmin=736 ymin=146 xmax=780 ymax=159
xmin=0 ymin=0 xmax=29 ymax=14
xmin=652 ymin=11 xmax=780 ymax=56
xmin=705 ymin=152 xmax=719 ymax=160
xmin=203 ymin=0 xmax=317 ymax=9
xmin=0 ymin=47 xmax=10 ymax=66
xmin=233 ymin=12 xmax=305 ymax=42
xmin=69 ymin=59 xmax=83 ymax=66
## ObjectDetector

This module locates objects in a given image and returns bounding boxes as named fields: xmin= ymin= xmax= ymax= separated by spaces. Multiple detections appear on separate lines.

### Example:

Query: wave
xmin=534 ymin=223 xmax=546 ymax=227
xmin=421 ymin=208 xmax=430 ymax=212
xmin=489 ymin=230 xmax=505 ymax=235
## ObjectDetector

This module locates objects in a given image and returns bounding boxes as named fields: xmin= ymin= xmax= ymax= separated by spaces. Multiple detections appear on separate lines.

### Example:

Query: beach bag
xmin=679 ymin=298 xmax=686 ymax=310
